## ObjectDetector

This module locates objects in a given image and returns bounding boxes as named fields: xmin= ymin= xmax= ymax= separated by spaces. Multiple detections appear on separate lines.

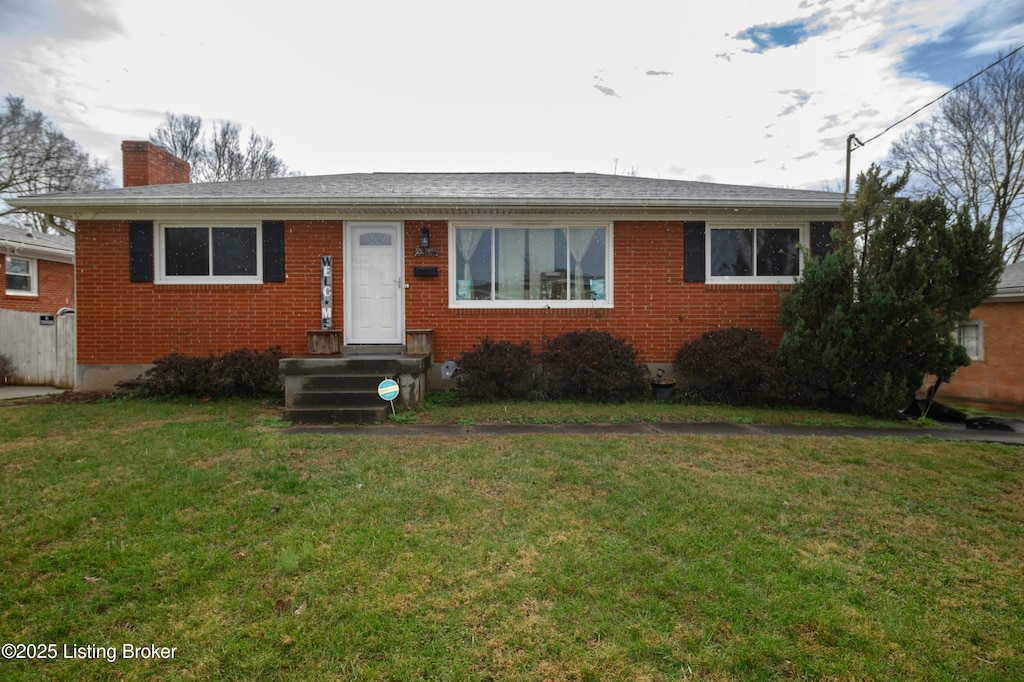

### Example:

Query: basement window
xmin=156 ymin=223 xmax=261 ymax=283
xmin=5 ymin=256 xmax=37 ymax=296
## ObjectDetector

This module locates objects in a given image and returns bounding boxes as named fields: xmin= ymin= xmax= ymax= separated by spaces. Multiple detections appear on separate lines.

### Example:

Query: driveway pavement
xmin=0 ymin=385 xmax=65 ymax=401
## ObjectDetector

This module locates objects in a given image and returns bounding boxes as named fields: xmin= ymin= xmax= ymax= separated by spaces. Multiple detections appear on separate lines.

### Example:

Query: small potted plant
xmin=650 ymin=368 xmax=676 ymax=399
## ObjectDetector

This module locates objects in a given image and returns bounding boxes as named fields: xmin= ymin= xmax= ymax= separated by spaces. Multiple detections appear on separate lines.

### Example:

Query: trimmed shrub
xmin=541 ymin=330 xmax=649 ymax=402
xmin=456 ymin=338 xmax=534 ymax=400
xmin=140 ymin=347 xmax=284 ymax=398
xmin=674 ymin=327 xmax=788 ymax=404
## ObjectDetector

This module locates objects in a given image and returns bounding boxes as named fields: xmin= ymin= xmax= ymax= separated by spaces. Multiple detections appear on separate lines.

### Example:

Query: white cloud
xmin=0 ymin=0 xmax=1019 ymax=190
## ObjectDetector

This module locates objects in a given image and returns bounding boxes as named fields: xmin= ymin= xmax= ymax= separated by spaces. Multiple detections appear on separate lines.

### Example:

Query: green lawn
xmin=404 ymin=392 xmax=909 ymax=428
xmin=1 ymin=398 xmax=1022 ymax=680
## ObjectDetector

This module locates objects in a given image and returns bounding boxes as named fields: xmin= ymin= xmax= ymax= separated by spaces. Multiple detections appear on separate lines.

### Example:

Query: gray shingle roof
xmin=0 ymin=222 xmax=74 ymax=260
xmin=997 ymin=261 xmax=1024 ymax=294
xmin=10 ymin=172 xmax=845 ymax=218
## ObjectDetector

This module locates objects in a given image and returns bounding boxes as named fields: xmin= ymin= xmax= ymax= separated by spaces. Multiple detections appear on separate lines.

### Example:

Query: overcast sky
xmin=1 ymin=0 xmax=1022 ymax=191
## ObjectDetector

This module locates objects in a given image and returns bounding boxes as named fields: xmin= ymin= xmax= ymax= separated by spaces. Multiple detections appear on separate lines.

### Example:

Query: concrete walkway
xmin=4 ymin=385 xmax=1020 ymax=446
xmin=0 ymin=385 xmax=65 ymax=401
xmin=286 ymin=420 xmax=1024 ymax=446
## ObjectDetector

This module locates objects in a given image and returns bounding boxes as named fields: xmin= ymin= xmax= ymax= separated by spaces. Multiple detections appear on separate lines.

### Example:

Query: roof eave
xmin=0 ymin=238 xmax=75 ymax=263
xmin=9 ymin=195 xmax=844 ymax=221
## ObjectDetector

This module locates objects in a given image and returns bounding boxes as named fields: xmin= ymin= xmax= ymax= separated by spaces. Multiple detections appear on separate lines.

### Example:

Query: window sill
xmin=705 ymin=277 xmax=798 ymax=286
xmin=4 ymin=291 xmax=38 ymax=297
xmin=154 ymin=278 xmax=262 ymax=285
xmin=450 ymin=300 xmax=613 ymax=310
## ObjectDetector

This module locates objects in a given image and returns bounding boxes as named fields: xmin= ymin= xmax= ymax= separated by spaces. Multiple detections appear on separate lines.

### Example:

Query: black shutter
xmin=810 ymin=222 xmax=834 ymax=261
xmin=683 ymin=221 xmax=706 ymax=282
xmin=262 ymin=220 xmax=285 ymax=282
xmin=128 ymin=220 xmax=154 ymax=282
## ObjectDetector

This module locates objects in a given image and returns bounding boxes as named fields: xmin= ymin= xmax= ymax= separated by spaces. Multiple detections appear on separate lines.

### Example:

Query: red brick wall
xmin=0 ymin=257 xmax=75 ymax=313
xmin=403 ymin=220 xmax=786 ymax=364
xmin=937 ymin=301 xmax=1024 ymax=409
xmin=75 ymin=220 xmax=342 ymax=364
xmin=75 ymin=219 xmax=790 ymax=365
xmin=407 ymin=220 xmax=788 ymax=363
xmin=121 ymin=141 xmax=191 ymax=187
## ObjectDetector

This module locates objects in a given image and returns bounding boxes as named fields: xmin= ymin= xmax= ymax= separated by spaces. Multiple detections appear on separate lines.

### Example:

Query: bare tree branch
xmin=0 ymin=95 xmax=114 ymax=232
xmin=888 ymin=49 xmax=1024 ymax=259
xmin=149 ymin=113 xmax=293 ymax=182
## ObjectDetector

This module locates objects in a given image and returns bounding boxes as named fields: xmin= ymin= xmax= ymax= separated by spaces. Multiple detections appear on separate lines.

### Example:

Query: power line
xmin=856 ymin=43 xmax=1024 ymax=148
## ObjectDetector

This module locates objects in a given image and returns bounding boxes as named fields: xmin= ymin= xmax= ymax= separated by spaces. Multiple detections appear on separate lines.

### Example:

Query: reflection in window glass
xmin=166 ymin=227 xmax=209 ymax=276
xmin=957 ymin=323 xmax=981 ymax=359
xmin=711 ymin=229 xmax=753 ymax=277
xmin=213 ymin=227 xmax=258 ymax=276
xmin=5 ymin=256 xmax=33 ymax=293
xmin=756 ymin=228 xmax=800 ymax=276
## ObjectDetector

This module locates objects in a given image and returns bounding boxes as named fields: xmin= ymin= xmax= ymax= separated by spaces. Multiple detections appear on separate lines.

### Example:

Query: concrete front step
xmin=280 ymin=355 xmax=430 ymax=424
xmin=297 ymin=374 xmax=383 ymax=392
xmin=290 ymin=388 xmax=384 ymax=408
xmin=280 ymin=355 xmax=429 ymax=376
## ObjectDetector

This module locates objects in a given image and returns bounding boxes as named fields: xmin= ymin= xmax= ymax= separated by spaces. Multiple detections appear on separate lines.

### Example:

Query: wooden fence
xmin=0 ymin=309 xmax=76 ymax=388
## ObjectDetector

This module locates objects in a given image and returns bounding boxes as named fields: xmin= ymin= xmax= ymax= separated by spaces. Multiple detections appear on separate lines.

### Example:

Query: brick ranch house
xmin=1 ymin=221 xmax=76 ymax=386
xmin=933 ymin=261 xmax=1024 ymax=411
xmin=1 ymin=222 xmax=75 ymax=314
xmin=12 ymin=142 xmax=844 ymax=417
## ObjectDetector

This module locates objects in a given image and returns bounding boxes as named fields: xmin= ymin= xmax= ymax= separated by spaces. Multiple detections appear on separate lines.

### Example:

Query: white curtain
xmin=569 ymin=228 xmax=598 ymax=300
xmin=457 ymin=228 xmax=486 ymax=282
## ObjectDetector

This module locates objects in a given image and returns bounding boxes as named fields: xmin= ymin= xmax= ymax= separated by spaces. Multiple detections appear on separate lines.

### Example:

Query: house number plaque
xmin=320 ymin=256 xmax=333 ymax=330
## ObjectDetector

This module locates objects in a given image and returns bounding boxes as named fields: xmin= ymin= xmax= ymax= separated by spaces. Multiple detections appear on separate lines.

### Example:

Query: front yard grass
xmin=408 ymin=391 xmax=908 ymax=428
xmin=1 ymin=398 xmax=1022 ymax=680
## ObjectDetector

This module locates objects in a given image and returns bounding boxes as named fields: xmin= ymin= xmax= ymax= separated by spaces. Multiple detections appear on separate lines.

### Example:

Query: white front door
xmin=344 ymin=222 xmax=403 ymax=344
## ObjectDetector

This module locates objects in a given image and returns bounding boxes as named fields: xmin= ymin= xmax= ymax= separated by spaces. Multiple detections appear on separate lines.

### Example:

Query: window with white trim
xmin=156 ymin=223 xmax=261 ymax=283
xmin=5 ymin=256 xmax=37 ymax=295
xmin=956 ymin=320 xmax=983 ymax=361
xmin=707 ymin=225 xmax=805 ymax=283
xmin=451 ymin=224 xmax=611 ymax=307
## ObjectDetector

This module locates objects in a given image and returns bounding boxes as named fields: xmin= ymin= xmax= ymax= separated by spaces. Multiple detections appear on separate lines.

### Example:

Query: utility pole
xmin=845 ymin=134 xmax=863 ymax=202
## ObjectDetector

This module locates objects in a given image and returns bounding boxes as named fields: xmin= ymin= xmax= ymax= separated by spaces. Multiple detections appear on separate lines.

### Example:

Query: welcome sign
xmin=321 ymin=256 xmax=333 ymax=330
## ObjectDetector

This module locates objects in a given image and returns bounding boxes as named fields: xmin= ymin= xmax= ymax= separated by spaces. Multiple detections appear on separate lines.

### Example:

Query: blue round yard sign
xmin=377 ymin=379 xmax=400 ymax=402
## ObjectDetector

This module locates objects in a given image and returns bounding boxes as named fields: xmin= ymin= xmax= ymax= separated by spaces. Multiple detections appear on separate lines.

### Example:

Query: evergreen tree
xmin=778 ymin=164 xmax=1003 ymax=415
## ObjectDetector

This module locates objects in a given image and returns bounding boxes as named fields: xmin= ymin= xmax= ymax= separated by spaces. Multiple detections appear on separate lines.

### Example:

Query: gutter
xmin=8 ymin=197 xmax=844 ymax=222
xmin=0 ymin=237 xmax=75 ymax=264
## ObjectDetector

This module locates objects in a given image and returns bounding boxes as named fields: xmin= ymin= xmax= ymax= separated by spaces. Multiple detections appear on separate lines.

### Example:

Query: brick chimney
xmin=121 ymin=141 xmax=191 ymax=187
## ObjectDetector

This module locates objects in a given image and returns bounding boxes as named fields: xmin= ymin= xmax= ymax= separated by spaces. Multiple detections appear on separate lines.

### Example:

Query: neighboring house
xmin=0 ymin=222 xmax=76 ymax=387
xmin=935 ymin=262 xmax=1024 ymax=410
xmin=0 ymin=222 xmax=75 ymax=313
xmin=11 ymin=141 xmax=844 ymax=397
